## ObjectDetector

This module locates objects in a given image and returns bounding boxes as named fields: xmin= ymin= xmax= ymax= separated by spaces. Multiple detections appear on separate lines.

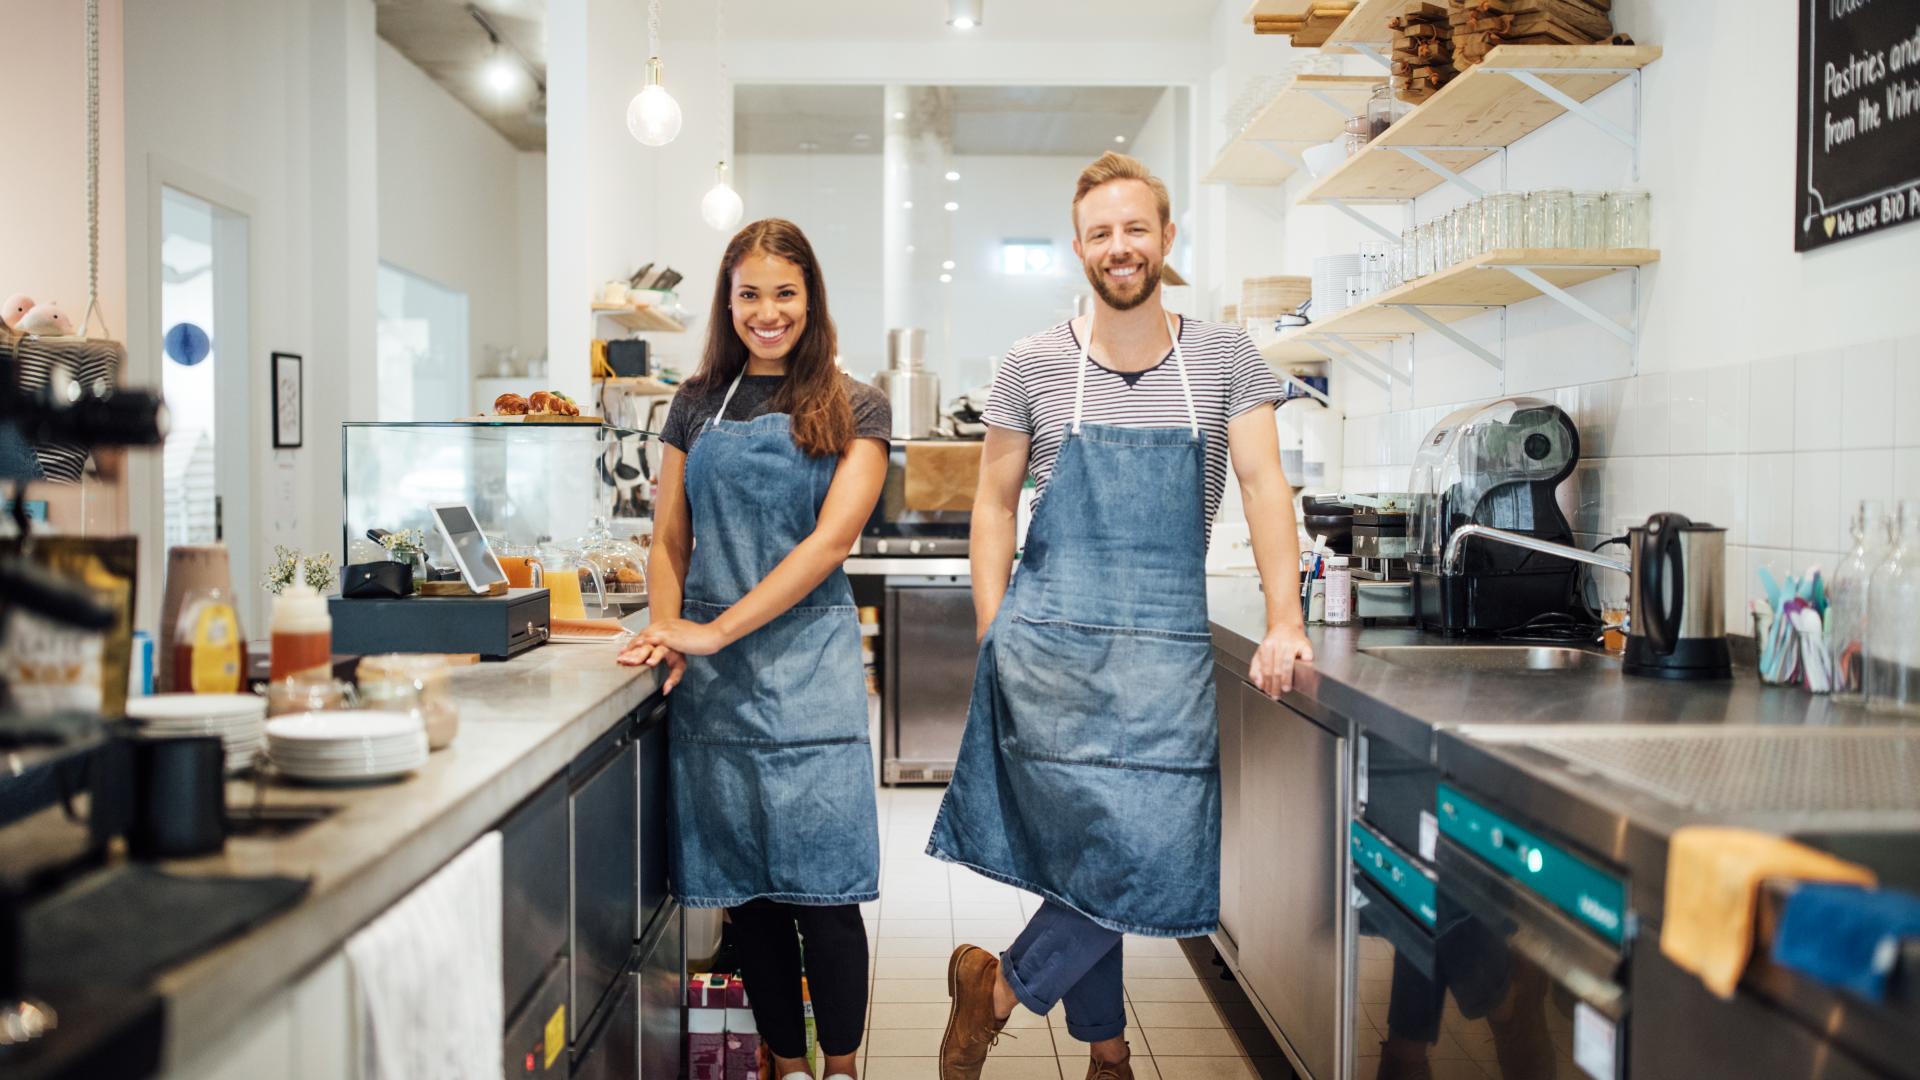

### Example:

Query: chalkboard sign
xmin=1797 ymin=0 xmax=1920 ymax=251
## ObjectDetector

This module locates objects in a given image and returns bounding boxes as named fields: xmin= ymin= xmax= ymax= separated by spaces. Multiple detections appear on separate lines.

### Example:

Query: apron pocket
xmin=678 ymin=599 xmax=867 ymax=746
xmin=994 ymin=616 xmax=1216 ymax=771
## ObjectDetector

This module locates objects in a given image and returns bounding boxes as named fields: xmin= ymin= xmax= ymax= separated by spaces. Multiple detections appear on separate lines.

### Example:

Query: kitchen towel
xmin=346 ymin=831 xmax=503 ymax=1079
xmin=1771 ymin=882 xmax=1920 ymax=1003
xmin=1660 ymin=826 xmax=1876 ymax=999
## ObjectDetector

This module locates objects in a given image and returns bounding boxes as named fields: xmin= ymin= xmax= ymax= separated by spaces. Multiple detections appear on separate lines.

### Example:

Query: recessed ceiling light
xmin=945 ymin=170 xmax=961 ymax=182
xmin=944 ymin=201 xmax=959 ymax=212
xmin=906 ymin=245 xmax=916 ymax=253
xmin=1114 ymin=135 xmax=1127 ymax=144
xmin=797 ymin=140 xmax=820 ymax=152
xmin=947 ymin=0 xmax=982 ymax=28
xmin=893 ymin=111 xmax=907 ymax=120
xmin=940 ymin=273 xmax=953 ymax=283
xmin=942 ymin=260 xmax=956 ymax=270
xmin=902 ymin=200 xmax=914 ymax=210
xmin=485 ymin=54 xmax=518 ymax=94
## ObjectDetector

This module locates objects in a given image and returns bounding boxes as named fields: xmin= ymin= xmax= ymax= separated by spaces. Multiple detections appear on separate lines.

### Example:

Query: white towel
xmin=346 ymin=832 xmax=504 ymax=1079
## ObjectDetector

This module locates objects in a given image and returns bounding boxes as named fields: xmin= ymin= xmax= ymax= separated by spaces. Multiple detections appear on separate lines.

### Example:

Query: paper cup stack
xmin=265 ymin=711 xmax=428 ymax=784
xmin=127 ymin=693 xmax=269 ymax=774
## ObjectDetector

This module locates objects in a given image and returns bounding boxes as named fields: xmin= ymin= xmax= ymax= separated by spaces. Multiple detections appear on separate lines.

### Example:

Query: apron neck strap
xmin=1072 ymin=312 xmax=1199 ymax=437
xmin=713 ymin=370 xmax=748 ymax=425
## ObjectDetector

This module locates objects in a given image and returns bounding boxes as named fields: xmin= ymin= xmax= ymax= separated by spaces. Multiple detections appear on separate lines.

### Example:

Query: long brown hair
xmin=686 ymin=219 xmax=854 ymax=457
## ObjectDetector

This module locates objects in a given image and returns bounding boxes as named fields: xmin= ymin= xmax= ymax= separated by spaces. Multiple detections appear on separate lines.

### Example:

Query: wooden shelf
xmin=1297 ymin=248 xmax=1657 ymax=339
xmin=592 ymin=303 xmax=686 ymax=332
xmin=1320 ymin=0 xmax=1397 ymax=51
xmin=1299 ymin=44 xmax=1663 ymax=205
xmin=1206 ymin=75 xmax=1382 ymax=185
xmin=597 ymin=376 xmax=680 ymax=395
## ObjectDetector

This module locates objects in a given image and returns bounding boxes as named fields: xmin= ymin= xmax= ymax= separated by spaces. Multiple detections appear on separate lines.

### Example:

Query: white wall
xmin=1207 ymin=0 xmax=1920 ymax=628
xmin=375 ymin=39 xmax=545 ymax=367
xmin=735 ymin=152 xmax=884 ymax=377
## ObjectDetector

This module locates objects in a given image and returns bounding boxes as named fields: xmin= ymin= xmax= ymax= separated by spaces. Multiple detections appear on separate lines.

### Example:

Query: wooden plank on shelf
xmin=1204 ymin=139 xmax=1300 ymax=185
xmin=592 ymin=303 xmax=687 ymax=333
xmin=1299 ymin=141 xmax=1487 ymax=202
xmin=1246 ymin=0 xmax=1314 ymax=21
xmin=1323 ymin=0 xmax=1403 ymax=48
xmin=1301 ymin=247 xmax=1657 ymax=336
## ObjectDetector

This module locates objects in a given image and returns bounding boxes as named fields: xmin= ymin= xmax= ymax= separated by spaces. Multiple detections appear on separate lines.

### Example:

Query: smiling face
xmin=1073 ymin=178 xmax=1174 ymax=313
xmin=730 ymin=251 xmax=809 ymax=366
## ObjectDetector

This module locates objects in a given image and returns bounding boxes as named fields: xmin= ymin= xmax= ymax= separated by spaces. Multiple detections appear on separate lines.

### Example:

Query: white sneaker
xmin=824 ymin=1075 xmax=855 ymax=1080
xmin=780 ymin=1073 xmax=813 ymax=1080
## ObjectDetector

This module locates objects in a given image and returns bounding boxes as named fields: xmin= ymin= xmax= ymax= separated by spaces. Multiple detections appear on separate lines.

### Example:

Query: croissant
xmin=527 ymin=390 xmax=556 ymax=414
xmin=493 ymin=393 xmax=529 ymax=415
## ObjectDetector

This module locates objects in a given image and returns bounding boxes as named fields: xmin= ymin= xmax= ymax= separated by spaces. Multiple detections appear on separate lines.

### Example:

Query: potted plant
xmin=262 ymin=547 xmax=339 ymax=596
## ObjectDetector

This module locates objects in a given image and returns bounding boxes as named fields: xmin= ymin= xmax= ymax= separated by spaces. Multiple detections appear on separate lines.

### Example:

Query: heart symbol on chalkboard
xmin=1824 ymin=216 xmax=1837 ymax=238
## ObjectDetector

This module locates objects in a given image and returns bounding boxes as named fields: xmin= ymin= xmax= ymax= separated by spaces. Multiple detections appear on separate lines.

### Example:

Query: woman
xmin=619 ymin=218 xmax=889 ymax=1080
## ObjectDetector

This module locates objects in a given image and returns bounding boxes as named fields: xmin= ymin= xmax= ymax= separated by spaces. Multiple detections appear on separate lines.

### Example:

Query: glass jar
xmin=1570 ymin=192 xmax=1608 ymax=250
xmin=1484 ymin=191 xmax=1527 ymax=251
xmin=1526 ymin=188 xmax=1573 ymax=248
xmin=1866 ymin=499 xmax=1920 ymax=717
xmin=1457 ymin=199 xmax=1486 ymax=262
xmin=1366 ymin=83 xmax=1404 ymax=140
xmin=1607 ymin=189 xmax=1651 ymax=248
xmin=266 ymin=669 xmax=346 ymax=717
xmin=1830 ymin=500 xmax=1891 ymax=700
xmin=1415 ymin=221 xmax=1437 ymax=278
xmin=359 ymin=654 xmax=459 ymax=750
xmin=1397 ymin=225 xmax=1419 ymax=286
xmin=1344 ymin=115 xmax=1372 ymax=156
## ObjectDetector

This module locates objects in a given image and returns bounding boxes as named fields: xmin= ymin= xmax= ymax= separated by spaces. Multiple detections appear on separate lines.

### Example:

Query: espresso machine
xmin=1407 ymin=397 xmax=1582 ymax=634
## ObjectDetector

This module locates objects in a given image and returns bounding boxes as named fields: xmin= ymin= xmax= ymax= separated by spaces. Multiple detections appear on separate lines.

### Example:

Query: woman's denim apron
xmin=929 ymin=315 xmax=1220 ymax=938
xmin=669 ymin=373 xmax=881 ymax=908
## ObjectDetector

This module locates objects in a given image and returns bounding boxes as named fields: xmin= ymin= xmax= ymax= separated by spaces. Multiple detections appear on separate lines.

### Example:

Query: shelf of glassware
xmin=1297 ymin=44 xmax=1663 ymax=206
xmin=1260 ymin=247 xmax=1658 ymax=354
xmin=592 ymin=303 xmax=686 ymax=333
xmin=1204 ymin=75 xmax=1382 ymax=186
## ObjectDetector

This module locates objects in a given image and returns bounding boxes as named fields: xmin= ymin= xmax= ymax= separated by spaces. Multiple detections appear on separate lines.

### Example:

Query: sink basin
xmin=1360 ymin=645 xmax=1621 ymax=674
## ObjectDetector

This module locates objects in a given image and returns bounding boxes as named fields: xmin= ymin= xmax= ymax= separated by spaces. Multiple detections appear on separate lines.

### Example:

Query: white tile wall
xmin=1337 ymin=335 xmax=1920 ymax=634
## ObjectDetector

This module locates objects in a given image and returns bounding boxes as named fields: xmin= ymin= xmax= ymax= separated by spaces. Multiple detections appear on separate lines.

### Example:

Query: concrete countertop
xmin=152 ymin=624 xmax=663 ymax=1065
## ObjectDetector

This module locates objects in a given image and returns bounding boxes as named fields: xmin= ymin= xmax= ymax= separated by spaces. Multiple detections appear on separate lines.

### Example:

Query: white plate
xmin=274 ymin=753 xmax=425 ymax=778
xmin=266 ymin=711 xmax=423 ymax=743
xmin=270 ymin=748 xmax=424 ymax=767
xmin=127 ymin=694 xmax=266 ymax=721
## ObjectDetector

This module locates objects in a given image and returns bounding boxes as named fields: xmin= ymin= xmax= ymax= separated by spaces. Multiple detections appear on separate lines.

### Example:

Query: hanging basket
xmin=2 ymin=325 xmax=127 ymax=484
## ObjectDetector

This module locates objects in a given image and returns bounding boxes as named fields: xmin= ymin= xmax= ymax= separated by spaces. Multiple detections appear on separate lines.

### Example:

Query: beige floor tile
xmin=952 ymin=894 xmax=1027 ymax=917
xmin=872 ymin=978 xmax=951 ymax=1003
xmin=1129 ymin=1001 xmax=1230 ymax=1029
xmin=1428 ymin=1060 xmax=1496 ymax=1080
xmin=865 ymin=1028 xmax=1058 ymax=1058
xmin=878 ymin=936 xmax=958 ymax=958
xmin=861 ymin=1057 xmax=940 ymax=1080
xmin=1124 ymin=957 xmax=1201 ymax=980
xmin=1121 ymin=936 xmax=1190 ymax=958
xmin=869 ymin=1002 xmax=953 ymax=1029
xmin=880 ymin=918 xmax=954 ymax=939
xmin=876 ymin=955 xmax=952 ymax=979
xmin=955 ymin=918 xmax=1031 ymax=937
xmin=1124 ymin=979 xmax=1213 ymax=1003
xmin=1149 ymin=1056 xmax=1261 ymax=1080
xmin=981 ymin=1059 xmax=1069 ymax=1079
xmin=1137 ymin=1027 xmax=1245 ymax=1057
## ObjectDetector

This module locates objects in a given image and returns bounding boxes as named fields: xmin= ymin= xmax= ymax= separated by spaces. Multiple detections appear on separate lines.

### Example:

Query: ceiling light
xmin=942 ymin=260 xmax=956 ymax=270
xmin=947 ymin=0 xmax=982 ymax=29
xmin=1114 ymin=135 xmax=1127 ymax=144
xmin=940 ymin=273 xmax=953 ymax=283
xmin=626 ymin=1 xmax=682 ymax=146
xmin=701 ymin=161 xmax=744 ymax=231
xmin=893 ymin=110 xmax=907 ymax=121
xmin=906 ymin=245 xmax=916 ymax=253
xmin=902 ymin=201 xmax=914 ymax=210
xmin=797 ymin=140 xmax=820 ymax=152
xmin=485 ymin=51 xmax=518 ymax=94
xmin=944 ymin=201 xmax=959 ymax=212
xmin=945 ymin=170 xmax=961 ymax=182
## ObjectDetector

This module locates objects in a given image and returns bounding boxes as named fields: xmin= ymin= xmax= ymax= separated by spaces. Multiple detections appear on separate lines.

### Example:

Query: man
xmin=927 ymin=152 xmax=1314 ymax=1080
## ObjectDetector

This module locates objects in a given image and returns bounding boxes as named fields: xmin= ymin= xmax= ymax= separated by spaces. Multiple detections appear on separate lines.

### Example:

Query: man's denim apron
xmin=669 ymin=374 xmax=881 ymax=908
xmin=929 ymin=315 xmax=1220 ymax=938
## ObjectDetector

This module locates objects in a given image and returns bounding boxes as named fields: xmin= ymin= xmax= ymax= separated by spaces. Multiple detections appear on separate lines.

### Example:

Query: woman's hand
xmin=636 ymin=617 xmax=729 ymax=658
xmin=616 ymin=638 xmax=689 ymax=693
xmin=1248 ymin=622 xmax=1314 ymax=698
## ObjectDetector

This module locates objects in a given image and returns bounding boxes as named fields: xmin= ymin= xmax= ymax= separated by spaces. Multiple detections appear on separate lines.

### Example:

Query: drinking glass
xmin=1866 ymin=499 xmax=1920 ymax=717
xmin=1398 ymin=225 xmax=1419 ymax=285
xmin=1526 ymin=188 xmax=1573 ymax=248
xmin=1607 ymin=189 xmax=1652 ymax=247
xmin=1830 ymin=500 xmax=1891 ymax=699
xmin=1437 ymin=209 xmax=1460 ymax=270
xmin=1415 ymin=221 xmax=1437 ymax=278
xmin=1571 ymin=192 xmax=1608 ymax=250
xmin=1485 ymin=191 xmax=1527 ymax=251
xmin=1457 ymin=199 xmax=1486 ymax=261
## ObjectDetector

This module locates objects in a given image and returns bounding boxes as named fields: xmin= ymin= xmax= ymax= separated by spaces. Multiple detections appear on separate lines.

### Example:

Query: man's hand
xmin=1248 ymin=622 xmax=1314 ymax=698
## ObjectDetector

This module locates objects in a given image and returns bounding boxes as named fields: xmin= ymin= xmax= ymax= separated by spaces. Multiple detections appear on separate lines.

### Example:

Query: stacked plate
xmin=265 ymin=711 xmax=428 ymax=784
xmin=1312 ymin=253 xmax=1364 ymax=318
xmin=126 ymin=693 xmax=268 ymax=774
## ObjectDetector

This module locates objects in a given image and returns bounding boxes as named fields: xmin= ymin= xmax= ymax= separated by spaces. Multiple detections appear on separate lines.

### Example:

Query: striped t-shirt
xmin=983 ymin=316 xmax=1286 ymax=526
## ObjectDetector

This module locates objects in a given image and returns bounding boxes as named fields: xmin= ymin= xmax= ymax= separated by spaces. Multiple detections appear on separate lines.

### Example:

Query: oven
xmin=859 ymin=443 xmax=971 ymax=557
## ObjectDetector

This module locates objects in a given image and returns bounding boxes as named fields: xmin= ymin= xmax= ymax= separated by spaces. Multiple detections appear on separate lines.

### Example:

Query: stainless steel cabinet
xmin=1214 ymin=665 xmax=1245 ymax=961
xmin=882 ymin=581 xmax=979 ymax=783
xmin=1229 ymin=682 xmax=1347 ymax=1080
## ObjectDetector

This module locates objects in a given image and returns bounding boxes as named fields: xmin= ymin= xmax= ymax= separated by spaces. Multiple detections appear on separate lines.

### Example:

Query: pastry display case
xmin=341 ymin=421 xmax=656 ymax=567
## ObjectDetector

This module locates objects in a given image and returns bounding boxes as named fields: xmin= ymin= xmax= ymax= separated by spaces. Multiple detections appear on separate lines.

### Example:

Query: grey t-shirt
xmin=659 ymin=372 xmax=892 ymax=455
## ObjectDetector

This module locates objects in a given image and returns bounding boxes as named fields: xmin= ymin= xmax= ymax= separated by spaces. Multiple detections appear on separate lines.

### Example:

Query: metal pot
xmin=874 ymin=328 xmax=941 ymax=439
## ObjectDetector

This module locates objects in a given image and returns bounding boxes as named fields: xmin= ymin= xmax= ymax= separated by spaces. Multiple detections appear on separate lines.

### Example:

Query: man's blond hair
xmin=1072 ymin=151 xmax=1171 ymax=234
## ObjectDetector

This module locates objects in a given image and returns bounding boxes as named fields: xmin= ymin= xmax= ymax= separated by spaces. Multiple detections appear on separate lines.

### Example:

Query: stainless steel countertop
xmin=1206 ymin=577 xmax=1920 ymax=918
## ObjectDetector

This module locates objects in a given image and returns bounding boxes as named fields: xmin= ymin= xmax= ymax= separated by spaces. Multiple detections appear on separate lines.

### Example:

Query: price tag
xmin=1574 ymin=1002 xmax=1617 ymax=1080
xmin=1418 ymin=810 xmax=1438 ymax=863
xmin=545 ymin=1004 xmax=566 ymax=1069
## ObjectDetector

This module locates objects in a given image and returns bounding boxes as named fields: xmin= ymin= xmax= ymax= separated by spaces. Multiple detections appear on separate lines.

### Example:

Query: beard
xmin=1084 ymin=257 xmax=1162 ymax=312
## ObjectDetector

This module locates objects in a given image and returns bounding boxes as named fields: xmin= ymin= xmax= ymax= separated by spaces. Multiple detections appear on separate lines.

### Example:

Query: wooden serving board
xmin=461 ymin=414 xmax=607 ymax=424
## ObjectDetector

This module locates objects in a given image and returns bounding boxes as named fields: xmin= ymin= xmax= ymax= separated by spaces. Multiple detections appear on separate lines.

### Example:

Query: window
xmin=376 ymin=264 xmax=469 ymax=422
xmin=1000 ymin=239 xmax=1055 ymax=276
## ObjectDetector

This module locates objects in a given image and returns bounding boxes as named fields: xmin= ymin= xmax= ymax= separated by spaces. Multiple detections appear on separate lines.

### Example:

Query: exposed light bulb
xmin=945 ymin=170 xmax=961 ymax=181
xmin=485 ymin=53 xmax=518 ymax=95
xmin=627 ymin=58 xmax=682 ymax=146
xmin=702 ymin=163 xmax=744 ymax=231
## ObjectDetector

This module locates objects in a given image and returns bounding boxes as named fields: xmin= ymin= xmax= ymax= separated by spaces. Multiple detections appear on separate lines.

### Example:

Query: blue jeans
xmin=1001 ymin=901 xmax=1126 ymax=1042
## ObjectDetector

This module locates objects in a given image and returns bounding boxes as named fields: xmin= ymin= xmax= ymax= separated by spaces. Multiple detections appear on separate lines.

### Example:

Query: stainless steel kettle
xmin=1625 ymin=512 xmax=1731 ymax=680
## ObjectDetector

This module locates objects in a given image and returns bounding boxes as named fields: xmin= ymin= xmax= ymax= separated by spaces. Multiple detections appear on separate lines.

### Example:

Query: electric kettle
xmin=1625 ymin=512 xmax=1732 ymax=680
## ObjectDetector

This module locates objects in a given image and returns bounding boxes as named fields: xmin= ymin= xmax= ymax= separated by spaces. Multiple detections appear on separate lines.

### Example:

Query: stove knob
xmin=877 ymin=539 xmax=891 ymax=554
xmin=910 ymin=540 xmax=923 ymax=554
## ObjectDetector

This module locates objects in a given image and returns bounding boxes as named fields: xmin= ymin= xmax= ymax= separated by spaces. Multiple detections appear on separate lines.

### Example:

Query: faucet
xmin=1442 ymin=524 xmax=1630 ymax=576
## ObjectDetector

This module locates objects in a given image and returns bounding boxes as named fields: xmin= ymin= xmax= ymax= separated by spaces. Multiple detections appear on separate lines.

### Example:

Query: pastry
xmin=493 ymin=393 xmax=529 ymax=415
xmin=527 ymin=390 xmax=555 ymax=414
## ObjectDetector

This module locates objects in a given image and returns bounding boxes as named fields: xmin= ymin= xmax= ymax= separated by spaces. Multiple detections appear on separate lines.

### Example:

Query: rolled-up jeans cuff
xmin=999 ymin=948 xmax=1049 ymax=1018
xmin=1065 ymin=1013 xmax=1127 ymax=1043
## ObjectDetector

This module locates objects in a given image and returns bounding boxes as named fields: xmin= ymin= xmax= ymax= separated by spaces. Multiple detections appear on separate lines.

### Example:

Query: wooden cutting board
xmin=461 ymin=414 xmax=607 ymax=424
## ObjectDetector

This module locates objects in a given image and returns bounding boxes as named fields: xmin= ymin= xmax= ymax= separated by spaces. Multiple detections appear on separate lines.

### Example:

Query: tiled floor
xmin=853 ymin=785 xmax=1287 ymax=1080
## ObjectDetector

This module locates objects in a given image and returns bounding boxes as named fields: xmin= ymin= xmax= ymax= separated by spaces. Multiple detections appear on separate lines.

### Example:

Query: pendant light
xmin=700 ymin=0 xmax=743 ymax=230
xmin=626 ymin=0 xmax=681 ymax=146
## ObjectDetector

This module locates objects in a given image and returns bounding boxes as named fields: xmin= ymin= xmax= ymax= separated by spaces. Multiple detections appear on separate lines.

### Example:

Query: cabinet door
xmin=637 ymin=907 xmax=685 ymax=1078
xmin=636 ymin=703 xmax=670 ymax=938
xmin=572 ymin=737 xmax=639 ymax=1041
xmin=885 ymin=585 xmax=979 ymax=764
xmin=1214 ymin=665 xmax=1245 ymax=958
xmin=1238 ymin=691 xmax=1343 ymax=1080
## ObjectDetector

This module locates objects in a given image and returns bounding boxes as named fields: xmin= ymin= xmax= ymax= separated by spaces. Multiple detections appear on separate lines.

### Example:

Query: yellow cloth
xmin=1660 ymin=826 xmax=1876 ymax=999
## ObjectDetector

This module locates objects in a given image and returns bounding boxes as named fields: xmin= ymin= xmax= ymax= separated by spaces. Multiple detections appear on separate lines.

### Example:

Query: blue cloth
xmin=668 ymin=384 xmax=880 ymax=908
xmin=929 ymin=407 xmax=1221 ymax=936
xmin=1772 ymin=882 xmax=1920 ymax=1003
xmin=1003 ymin=900 xmax=1126 ymax=1042
xmin=0 ymin=421 xmax=43 ymax=482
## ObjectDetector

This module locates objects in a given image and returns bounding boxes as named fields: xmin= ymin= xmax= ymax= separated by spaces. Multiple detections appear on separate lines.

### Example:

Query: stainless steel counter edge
xmin=152 ymin=637 xmax=665 ymax=1065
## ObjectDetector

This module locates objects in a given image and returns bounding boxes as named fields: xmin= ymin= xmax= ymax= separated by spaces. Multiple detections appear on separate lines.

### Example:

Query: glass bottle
xmin=1866 ymin=500 xmax=1920 ymax=716
xmin=1829 ymin=500 xmax=1889 ymax=699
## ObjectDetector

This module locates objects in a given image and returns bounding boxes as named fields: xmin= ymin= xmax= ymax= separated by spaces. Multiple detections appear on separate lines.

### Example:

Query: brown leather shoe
xmin=941 ymin=944 xmax=1009 ymax=1080
xmin=1085 ymin=1044 xmax=1134 ymax=1080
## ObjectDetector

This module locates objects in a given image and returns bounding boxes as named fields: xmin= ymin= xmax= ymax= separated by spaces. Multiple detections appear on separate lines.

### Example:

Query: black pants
xmin=729 ymin=900 xmax=869 ymax=1058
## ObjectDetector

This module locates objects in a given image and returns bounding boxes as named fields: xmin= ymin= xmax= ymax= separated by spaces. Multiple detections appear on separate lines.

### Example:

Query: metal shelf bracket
xmin=1380 ymin=304 xmax=1506 ymax=371
xmin=1346 ymin=42 xmax=1392 ymax=72
xmin=1301 ymin=89 xmax=1357 ymax=120
xmin=1502 ymin=266 xmax=1640 ymax=347
xmin=1251 ymin=140 xmax=1311 ymax=174
xmin=1496 ymin=68 xmax=1641 ymax=155
xmin=1321 ymin=198 xmax=1403 ymax=243
xmin=1382 ymin=146 xmax=1504 ymax=200
xmin=1319 ymin=332 xmax=1402 ymax=391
